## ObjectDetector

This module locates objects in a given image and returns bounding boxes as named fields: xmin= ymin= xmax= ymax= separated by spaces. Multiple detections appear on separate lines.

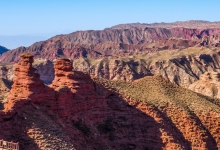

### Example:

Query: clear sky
xmin=0 ymin=0 xmax=220 ymax=48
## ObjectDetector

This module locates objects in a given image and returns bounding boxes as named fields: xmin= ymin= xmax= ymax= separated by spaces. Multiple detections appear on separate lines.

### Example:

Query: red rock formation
xmin=4 ymin=53 xmax=55 ymax=112
xmin=0 ymin=54 xmax=75 ymax=150
xmin=49 ymin=58 xmax=95 ymax=118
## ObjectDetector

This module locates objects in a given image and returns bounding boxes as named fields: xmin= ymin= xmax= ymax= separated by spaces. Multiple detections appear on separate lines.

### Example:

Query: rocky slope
xmin=189 ymin=72 xmax=220 ymax=99
xmin=58 ymin=47 xmax=220 ymax=88
xmin=200 ymin=34 xmax=220 ymax=47
xmin=1 ymin=27 xmax=220 ymax=63
xmin=0 ymin=54 xmax=219 ymax=149
xmin=1 ymin=46 xmax=220 ymax=89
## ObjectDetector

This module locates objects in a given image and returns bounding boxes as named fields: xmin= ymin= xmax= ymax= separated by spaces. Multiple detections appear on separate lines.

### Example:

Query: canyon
xmin=0 ymin=54 xmax=219 ymax=150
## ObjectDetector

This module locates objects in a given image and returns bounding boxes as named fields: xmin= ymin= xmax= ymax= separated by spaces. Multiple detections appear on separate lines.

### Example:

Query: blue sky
xmin=0 ymin=0 xmax=220 ymax=49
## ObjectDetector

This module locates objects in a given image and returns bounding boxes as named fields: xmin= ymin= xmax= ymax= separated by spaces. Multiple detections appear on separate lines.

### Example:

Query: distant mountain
xmin=0 ymin=45 xmax=8 ymax=55
xmin=110 ymin=20 xmax=220 ymax=29
xmin=1 ymin=26 xmax=220 ymax=63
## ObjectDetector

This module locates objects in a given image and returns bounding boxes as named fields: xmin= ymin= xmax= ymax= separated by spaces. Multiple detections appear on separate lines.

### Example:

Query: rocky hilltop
xmin=0 ymin=54 xmax=219 ymax=149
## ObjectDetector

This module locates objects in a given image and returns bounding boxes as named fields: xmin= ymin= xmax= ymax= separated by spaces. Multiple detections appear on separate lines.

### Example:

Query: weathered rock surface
xmin=0 ymin=54 xmax=219 ymax=149
xmin=72 ymin=47 xmax=220 ymax=88
xmin=189 ymin=71 xmax=220 ymax=98
xmin=0 ymin=63 xmax=14 ymax=81
xmin=200 ymin=34 xmax=220 ymax=47
xmin=0 ymin=78 xmax=12 ymax=109
xmin=1 ymin=47 xmax=220 ymax=89
xmin=3 ymin=53 xmax=55 ymax=112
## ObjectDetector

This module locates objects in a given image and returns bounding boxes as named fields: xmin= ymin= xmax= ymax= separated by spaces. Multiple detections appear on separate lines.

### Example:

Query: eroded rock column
xmin=4 ymin=53 xmax=55 ymax=112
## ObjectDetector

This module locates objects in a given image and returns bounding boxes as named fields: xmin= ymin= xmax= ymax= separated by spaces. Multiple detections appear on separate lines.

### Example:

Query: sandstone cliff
xmin=0 ymin=54 xmax=219 ymax=149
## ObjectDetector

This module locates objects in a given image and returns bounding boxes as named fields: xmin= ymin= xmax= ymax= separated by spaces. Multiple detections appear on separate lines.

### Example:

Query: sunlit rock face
xmin=4 ymin=53 xmax=55 ymax=112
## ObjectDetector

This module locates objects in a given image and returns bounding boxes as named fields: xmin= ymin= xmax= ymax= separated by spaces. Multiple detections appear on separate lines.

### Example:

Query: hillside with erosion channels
xmin=1 ymin=45 xmax=220 ymax=89
xmin=0 ymin=54 xmax=219 ymax=150
xmin=1 ymin=23 xmax=220 ymax=63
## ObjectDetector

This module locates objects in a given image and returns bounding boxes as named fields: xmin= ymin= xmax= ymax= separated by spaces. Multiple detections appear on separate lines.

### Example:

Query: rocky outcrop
xmin=0 ymin=64 xmax=14 ymax=81
xmin=200 ymin=34 xmax=220 ymax=47
xmin=0 ymin=54 xmax=75 ymax=149
xmin=3 ymin=53 xmax=55 ymax=112
xmin=188 ymin=71 xmax=220 ymax=98
xmin=49 ymin=58 xmax=95 ymax=118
